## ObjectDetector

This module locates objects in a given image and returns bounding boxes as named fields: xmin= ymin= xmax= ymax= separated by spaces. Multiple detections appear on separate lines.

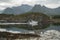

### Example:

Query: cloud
xmin=0 ymin=0 xmax=37 ymax=10
xmin=0 ymin=0 xmax=60 ymax=10
xmin=47 ymin=0 xmax=60 ymax=4
xmin=45 ymin=4 xmax=60 ymax=8
xmin=36 ymin=0 xmax=60 ymax=8
xmin=0 ymin=0 xmax=11 ymax=2
xmin=44 ymin=0 xmax=60 ymax=8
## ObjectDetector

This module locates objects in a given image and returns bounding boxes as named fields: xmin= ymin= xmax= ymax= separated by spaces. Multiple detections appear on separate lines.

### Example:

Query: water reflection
xmin=0 ymin=23 xmax=60 ymax=40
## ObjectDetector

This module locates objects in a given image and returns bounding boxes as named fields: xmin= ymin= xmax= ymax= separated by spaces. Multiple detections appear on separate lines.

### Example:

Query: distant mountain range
xmin=31 ymin=5 xmax=60 ymax=16
xmin=0 ymin=10 xmax=3 ymax=14
xmin=2 ymin=4 xmax=60 ymax=15
xmin=2 ymin=4 xmax=32 ymax=14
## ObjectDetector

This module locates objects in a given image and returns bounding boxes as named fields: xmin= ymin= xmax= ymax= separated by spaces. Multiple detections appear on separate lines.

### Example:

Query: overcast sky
xmin=0 ymin=0 xmax=60 ymax=10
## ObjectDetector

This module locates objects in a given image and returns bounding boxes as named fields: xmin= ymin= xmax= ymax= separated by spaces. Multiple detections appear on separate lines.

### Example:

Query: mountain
xmin=31 ymin=5 xmax=60 ymax=16
xmin=2 ymin=4 xmax=60 ymax=15
xmin=54 ymin=7 xmax=60 ymax=15
xmin=0 ymin=10 xmax=3 ymax=14
xmin=2 ymin=4 xmax=32 ymax=14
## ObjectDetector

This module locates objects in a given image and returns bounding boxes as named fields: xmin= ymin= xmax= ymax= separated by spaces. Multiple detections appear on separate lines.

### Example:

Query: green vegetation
xmin=0 ymin=12 xmax=50 ymax=30
xmin=52 ymin=23 xmax=60 ymax=26
xmin=53 ymin=15 xmax=60 ymax=19
xmin=0 ymin=14 xmax=15 ymax=20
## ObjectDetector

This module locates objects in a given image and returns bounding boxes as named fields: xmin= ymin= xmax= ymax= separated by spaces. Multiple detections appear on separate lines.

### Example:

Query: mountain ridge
xmin=1 ymin=4 xmax=60 ymax=15
xmin=31 ymin=5 xmax=60 ymax=16
xmin=2 ymin=4 xmax=32 ymax=14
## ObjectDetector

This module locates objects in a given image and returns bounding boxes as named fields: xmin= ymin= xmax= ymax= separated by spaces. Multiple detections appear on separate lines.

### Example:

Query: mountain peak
xmin=30 ymin=4 xmax=60 ymax=15
xmin=2 ymin=4 xmax=32 ymax=14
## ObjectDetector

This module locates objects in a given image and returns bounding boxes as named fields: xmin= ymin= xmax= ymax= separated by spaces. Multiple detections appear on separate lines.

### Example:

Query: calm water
xmin=0 ymin=24 xmax=60 ymax=40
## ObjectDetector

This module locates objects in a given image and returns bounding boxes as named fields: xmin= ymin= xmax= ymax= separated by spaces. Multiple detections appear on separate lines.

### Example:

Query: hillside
xmin=2 ymin=4 xmax=32 ymax=14
xmin=1 ymin=4 xmax=60 ymax=16
xmin=0 ymin=12 xmax=50 ymax=30
xmin=31 ymin=5 xmax=60 ymax=16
